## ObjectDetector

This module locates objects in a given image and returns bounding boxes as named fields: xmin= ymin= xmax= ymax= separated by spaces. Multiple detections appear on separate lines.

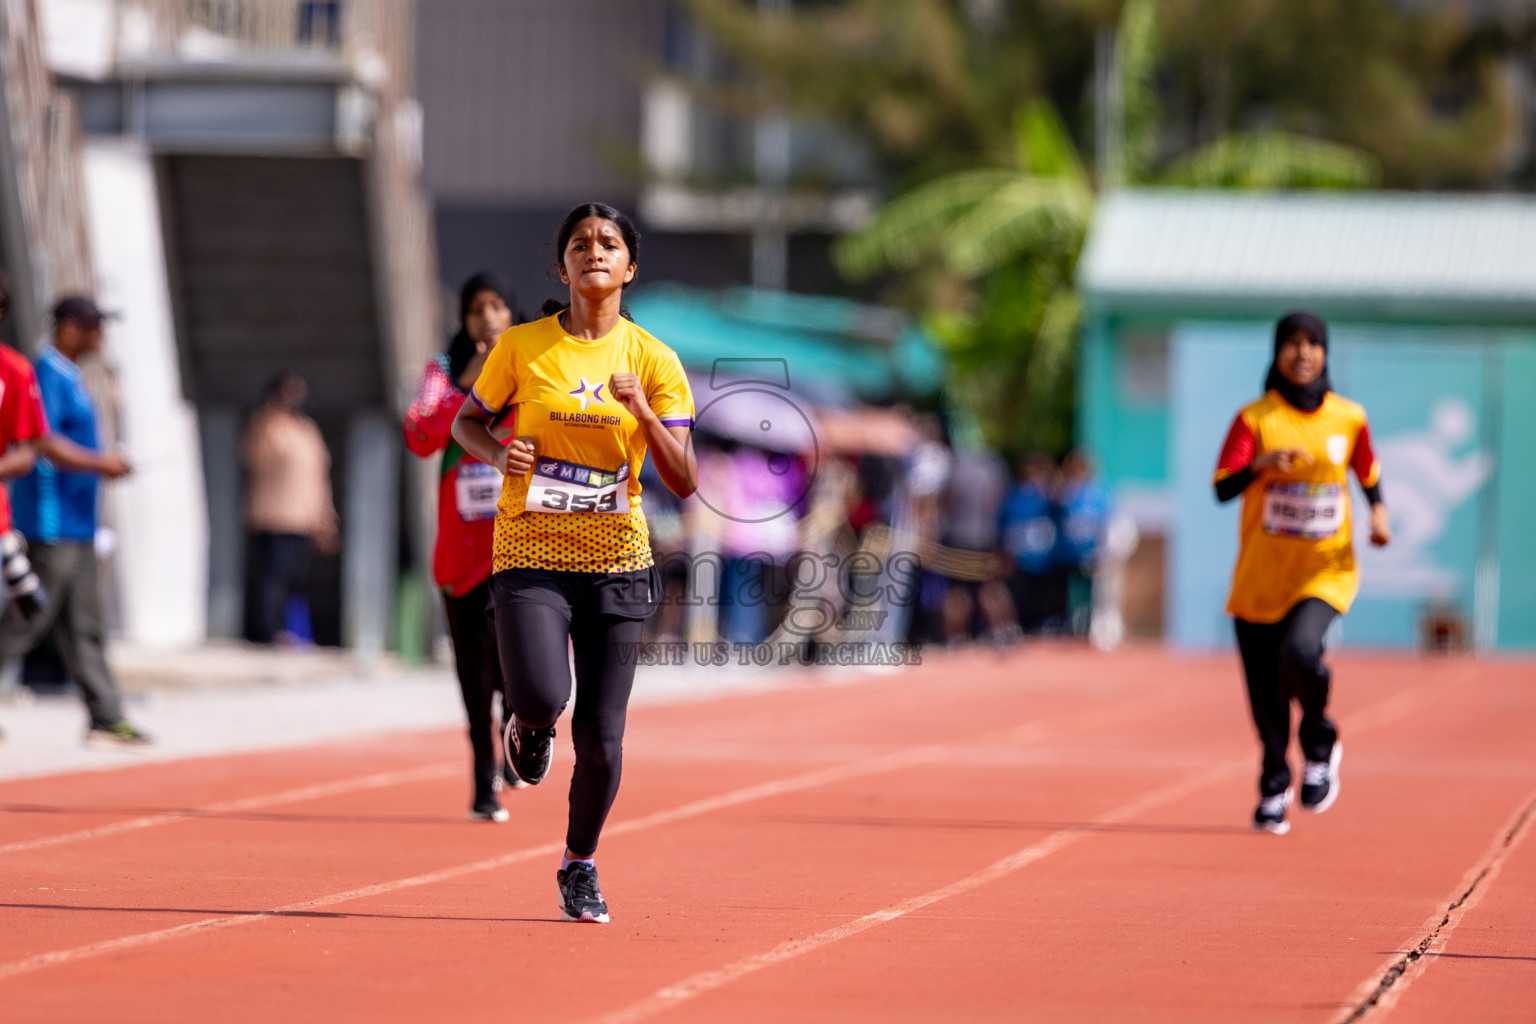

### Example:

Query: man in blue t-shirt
xmin=1053 ymin=449 xmax=1111 ymax=637
xmin=0 ymin=296 xmax=147 ymax=745
xmin=999 ymin=452 xmax=1066 ymax=633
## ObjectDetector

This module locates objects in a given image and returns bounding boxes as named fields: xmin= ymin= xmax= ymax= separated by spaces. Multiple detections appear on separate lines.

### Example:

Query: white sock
xmin=561 ymin=855 xmax=594 ymax=872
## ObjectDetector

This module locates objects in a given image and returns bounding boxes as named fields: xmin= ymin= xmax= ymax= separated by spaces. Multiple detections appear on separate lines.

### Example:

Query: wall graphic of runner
xmin=1355 ymin=397 xmax=1492 ymax=599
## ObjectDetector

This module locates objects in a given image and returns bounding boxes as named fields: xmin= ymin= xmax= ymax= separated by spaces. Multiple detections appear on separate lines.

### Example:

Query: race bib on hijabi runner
xmin=1262 ymin=482 xmax=1345 ymax=539
xmin=455 ymin=461 xmax=502 ymax=522
xmin=525 ymin=456 xmax=630 ymax=514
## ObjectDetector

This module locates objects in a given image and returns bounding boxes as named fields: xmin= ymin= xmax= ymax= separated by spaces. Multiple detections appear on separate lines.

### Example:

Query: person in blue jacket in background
xmin=1054 ymin=449 xmax=1111 ymax=637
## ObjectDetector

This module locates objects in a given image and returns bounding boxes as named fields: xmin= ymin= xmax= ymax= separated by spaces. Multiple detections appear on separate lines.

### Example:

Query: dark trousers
xmin=491 ymin=574 xmax=647 ymax=857
xmin=0 ymin=541 xmax=124 ymax=728
xmin=443 ymin=579 xmax=505 ymax=803
xmin=1234 ymin=598 xmax=1340 ymax=797
xmin=245 ymin=531 xmax=312 ymax=644
xmin=1007 ymin=567 xmax=1069 ymax=634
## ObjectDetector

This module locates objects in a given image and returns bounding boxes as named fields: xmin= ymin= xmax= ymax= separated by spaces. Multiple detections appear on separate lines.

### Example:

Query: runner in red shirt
xmin=403 ymin=272 xmax=521 ymax=821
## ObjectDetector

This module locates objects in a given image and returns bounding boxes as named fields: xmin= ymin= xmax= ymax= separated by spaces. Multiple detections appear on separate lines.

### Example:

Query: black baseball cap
xmin=52 ymin=295 xmax=116 ymax=327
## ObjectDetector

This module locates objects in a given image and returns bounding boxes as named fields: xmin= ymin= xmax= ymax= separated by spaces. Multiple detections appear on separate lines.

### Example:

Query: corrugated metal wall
xmin=416 ymin=0 xmax=666 ymax=203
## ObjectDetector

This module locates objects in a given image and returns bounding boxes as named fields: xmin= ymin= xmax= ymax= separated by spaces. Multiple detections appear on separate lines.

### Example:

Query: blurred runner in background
xmin=0 ymin=296 xmax=145 ymax=745
xmin=242 ymin=373 xmax=338 ymax=645
xmin=1214 ymin=310 xmax=1392 ymax=835
xmin=404 ymin=271 xmax=525 ymax=822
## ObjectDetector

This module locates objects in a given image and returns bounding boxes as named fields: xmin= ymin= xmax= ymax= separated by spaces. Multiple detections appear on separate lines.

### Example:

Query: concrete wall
xmin=416 ymin=0 xmax=666 ymax=205
xmin=82 ymin=138 xmax=209 ymax=648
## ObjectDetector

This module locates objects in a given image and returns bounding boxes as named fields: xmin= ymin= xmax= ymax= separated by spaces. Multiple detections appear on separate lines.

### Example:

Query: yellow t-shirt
xmin=1214 ymin=391 xmax=1381 ymax=623
xmin=469 ymin=314 xmax=694 ymax=573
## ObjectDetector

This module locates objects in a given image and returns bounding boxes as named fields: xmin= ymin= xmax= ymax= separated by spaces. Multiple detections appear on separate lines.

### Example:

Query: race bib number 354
xmin=1262 ymin=482 xmax=1344 ymax=539
xmin=525 ymin=457 xmax=630 ymax=514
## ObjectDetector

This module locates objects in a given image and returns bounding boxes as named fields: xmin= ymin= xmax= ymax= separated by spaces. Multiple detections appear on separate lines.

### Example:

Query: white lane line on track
xmin=1333 ymin=782 xmax=1536 ymax=1024
xmin=0 ymin=683 xmax=1165 ymax=985
xmin=0 ymin=676 xmax=1444 ymax=988
xmin=584 ymin=682 xmax=1446 ymax=1024
xmin=0 ymin=763 xmax=462 ymax=856
xmin=585 ymin=755 xmax=1251 ymax=1024
xmin=0 ymin=741 xmax=966 ymax=982
xmin=0 ymin=683 xmax=1165 ymax=984
xmin=0 ymin=662 xmax=1185 ymax=859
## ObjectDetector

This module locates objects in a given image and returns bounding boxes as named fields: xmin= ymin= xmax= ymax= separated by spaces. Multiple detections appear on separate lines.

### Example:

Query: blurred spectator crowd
xmin=639 ymin=401 xmax=1139 ymax=657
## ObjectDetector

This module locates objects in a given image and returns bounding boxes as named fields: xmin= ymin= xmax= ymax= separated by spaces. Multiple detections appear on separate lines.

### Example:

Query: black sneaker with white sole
xmin=557 ymin=862 xmax=609 ymax=923
xmin=1300 ymin=741 xmax=1342 ymax=813
xmin=468 ymin=796 xmax=509 ymax=823
xmin=1253 ymin=790 xmax=1292 ymax=834
xmin=498 ymin=761 xmax=530 ymax=791
xmin=503 ymin=717 xmax=554 ymax=786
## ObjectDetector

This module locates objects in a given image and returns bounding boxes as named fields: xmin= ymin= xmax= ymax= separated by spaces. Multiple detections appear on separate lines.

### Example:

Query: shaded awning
xmin=626 ymin=285 xmax=945 ymax=406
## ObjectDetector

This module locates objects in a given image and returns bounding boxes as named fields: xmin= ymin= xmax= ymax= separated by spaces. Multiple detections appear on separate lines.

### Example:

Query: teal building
xmin=1076 ymin=191 xmax=1536 ymax=652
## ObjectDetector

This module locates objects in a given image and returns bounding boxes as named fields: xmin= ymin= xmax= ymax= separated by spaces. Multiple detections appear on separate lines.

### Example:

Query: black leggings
xmin=491 ymin=571 xmax=650 ymax=856
xmin=1234 ymin=598 xmax=1340 ymax=797
xmin=245 ymin=532 xmax=311 ymax=644
xmin=442 ymin=579 xmax=505 ymax=803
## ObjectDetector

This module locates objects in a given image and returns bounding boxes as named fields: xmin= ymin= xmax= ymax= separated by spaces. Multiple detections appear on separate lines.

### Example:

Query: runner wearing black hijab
xmin=404 ymin=272 xmax=522 ymax=821
xmin=1213 ymin=311 xmax=1392 ymax=834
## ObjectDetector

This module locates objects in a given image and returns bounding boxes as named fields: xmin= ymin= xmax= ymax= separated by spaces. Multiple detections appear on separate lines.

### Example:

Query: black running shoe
xmin=1300 ymin=741 xmax=1342 ymax=813
xmin=1252 ymin=790 xmax=1292 ymax=835
xmin=497 ymin=761 xmax=530 ymax=791
xmin=504 ymin=717 xmax=554 ymax=786
xmin=468 ymin=795 xmax=509 ymax=823
xmin=557 ymin=863 xmax=609 ymax=923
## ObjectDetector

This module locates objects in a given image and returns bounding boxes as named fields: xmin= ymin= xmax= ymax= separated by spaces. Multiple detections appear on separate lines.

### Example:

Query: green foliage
xmin=682 ymin=0 xmax=1531 ymax=455
xmin=833 ymin=102 xmax=1092 ymax=282
xmin=1152 ymin=0 xmax=1525 ymax=189
xmin=1162 ymin=132 xmax=1382 ymax=190
xmin=927 ymin=254 xmax=1081 ymax=454
xmin=832 ymin=169 xmax=1021 ymax=279
xmin=1110 ymin=0 xmax=1160 ymax=185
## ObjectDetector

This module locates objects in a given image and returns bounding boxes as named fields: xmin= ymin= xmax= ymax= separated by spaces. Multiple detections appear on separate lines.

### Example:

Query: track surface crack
xmin=1339 ymin=793 xmax=1536 ymax=1023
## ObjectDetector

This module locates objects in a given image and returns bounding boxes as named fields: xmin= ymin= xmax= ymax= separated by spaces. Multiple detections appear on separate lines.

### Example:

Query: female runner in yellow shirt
xmin=453 ymin=203 xmax=696 ymax=922
xmin=1213 ymin=311 xmax=1392 ymax=835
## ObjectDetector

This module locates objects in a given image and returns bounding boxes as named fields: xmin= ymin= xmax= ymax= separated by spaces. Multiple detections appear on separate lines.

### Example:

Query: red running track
xmin=1 ymin=647 xmax=1534 ymax=1023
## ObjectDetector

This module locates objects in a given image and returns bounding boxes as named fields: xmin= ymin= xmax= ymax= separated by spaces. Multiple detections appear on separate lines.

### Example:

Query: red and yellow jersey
xmin=1214 ymin=390 xmax=1380 ymax=623
xmin=402 ymin=355 xmax=513 ymax=597
xmin=470 ymin=314 xmax=693 ymax=574
xmin=0 ymin=344 xmax=49 ymax=534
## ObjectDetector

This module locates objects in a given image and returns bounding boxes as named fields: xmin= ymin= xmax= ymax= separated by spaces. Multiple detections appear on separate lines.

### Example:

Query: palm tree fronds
xmin=1025 ymin=285 xmax=1082 ymax=406
xmin=832 ymin=169 xmax=1019 ymax=279
xmin=1161 ymin=131 xmax=1382 ymax=189
xmin=1014 ymin=99 xmax=1087 ymax=185
xmin=942 ymin=177 xmax=1093 ymax=276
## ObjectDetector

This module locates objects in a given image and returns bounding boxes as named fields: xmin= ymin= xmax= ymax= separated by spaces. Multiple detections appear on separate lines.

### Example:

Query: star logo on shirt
xmin=568 ymin=377 xmax=605 ymax=411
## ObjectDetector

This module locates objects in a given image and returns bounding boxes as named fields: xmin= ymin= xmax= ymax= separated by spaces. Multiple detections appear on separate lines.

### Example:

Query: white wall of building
xmin=82 ymin=138 xmax=208 ymax=648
